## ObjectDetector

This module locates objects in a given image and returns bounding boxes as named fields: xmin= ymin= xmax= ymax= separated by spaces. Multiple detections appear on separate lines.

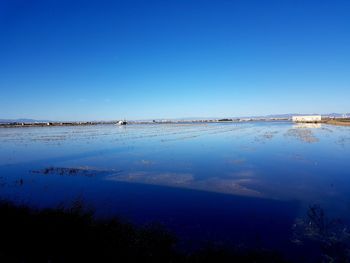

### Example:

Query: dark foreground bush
xmin=0 ymin=200 xmax=289 ymax=263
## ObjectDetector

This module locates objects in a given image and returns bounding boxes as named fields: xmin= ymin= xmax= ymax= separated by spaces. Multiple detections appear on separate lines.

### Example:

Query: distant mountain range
xmin=0 ymin=119 xmax=52 ymax=124
xmin=150 ymin=113 xmax=350 ymax=121
xmin=240 ymin=113 xmax=350 ymax=119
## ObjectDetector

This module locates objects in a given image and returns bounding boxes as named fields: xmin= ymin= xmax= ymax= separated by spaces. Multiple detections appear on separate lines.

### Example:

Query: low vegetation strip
xmin=31 ymin=167 xmax=122 ymax=177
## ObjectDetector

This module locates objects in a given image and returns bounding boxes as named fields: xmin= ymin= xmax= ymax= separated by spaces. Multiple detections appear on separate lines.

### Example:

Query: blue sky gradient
xmin=1 ymin=0 xmax=349 ymax=120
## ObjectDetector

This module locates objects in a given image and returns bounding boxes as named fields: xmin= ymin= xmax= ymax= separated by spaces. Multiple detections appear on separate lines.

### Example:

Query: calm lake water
xmin=1 ymin=121 xmax=350 ymax=255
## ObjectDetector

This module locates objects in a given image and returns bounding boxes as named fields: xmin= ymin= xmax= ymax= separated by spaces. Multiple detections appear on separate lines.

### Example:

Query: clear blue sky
xmin=1 ymin=0 xmax=349 ymax=121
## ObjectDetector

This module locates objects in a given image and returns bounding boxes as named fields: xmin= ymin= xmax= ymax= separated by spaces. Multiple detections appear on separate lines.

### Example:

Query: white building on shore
xmin=292 ymin=115 xmax=322 ymax=123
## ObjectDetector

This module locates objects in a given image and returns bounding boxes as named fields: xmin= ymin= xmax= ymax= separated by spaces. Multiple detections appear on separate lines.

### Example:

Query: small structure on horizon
xmin=292 ymin=115 xmax=322 ymax=123
xmin=117 ymin=120 xmax=128 ymax=125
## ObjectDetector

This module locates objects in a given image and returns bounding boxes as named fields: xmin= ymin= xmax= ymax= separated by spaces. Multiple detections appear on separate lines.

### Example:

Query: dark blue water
xmin=1 ymin=122 xmax=350 ymax=255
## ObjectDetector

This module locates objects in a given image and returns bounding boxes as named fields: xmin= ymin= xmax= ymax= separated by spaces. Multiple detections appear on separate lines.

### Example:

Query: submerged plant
xmin=292 ymin=205 xmax=350 ymax=262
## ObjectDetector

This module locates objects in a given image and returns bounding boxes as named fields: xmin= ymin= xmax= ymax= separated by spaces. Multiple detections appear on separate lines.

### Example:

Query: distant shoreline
xmin=0 ymin=118 xmax=290 ymax=128
xmin=1 ymin=118 xmax=349 ymax=128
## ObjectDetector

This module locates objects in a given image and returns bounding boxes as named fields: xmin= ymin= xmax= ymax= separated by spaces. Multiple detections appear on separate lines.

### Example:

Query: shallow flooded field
xmin=1 ymin=121 xmax=350 ymax=257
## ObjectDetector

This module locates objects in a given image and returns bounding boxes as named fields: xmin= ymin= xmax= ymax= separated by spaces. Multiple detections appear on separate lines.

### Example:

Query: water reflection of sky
xmin=1 ymin=122 xmax=350 ymax=251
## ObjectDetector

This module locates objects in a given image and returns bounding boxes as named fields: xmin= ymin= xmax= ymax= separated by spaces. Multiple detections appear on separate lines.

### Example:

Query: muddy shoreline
xmin=321 ymin=119 xmax=350 ymax=126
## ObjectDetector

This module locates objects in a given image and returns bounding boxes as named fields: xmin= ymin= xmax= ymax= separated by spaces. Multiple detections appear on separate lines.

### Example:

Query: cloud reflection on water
xmin=106 ymin=170 xmax=262 ymax=198
xmin=284 ymin=128 xmax=319 ymax=143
